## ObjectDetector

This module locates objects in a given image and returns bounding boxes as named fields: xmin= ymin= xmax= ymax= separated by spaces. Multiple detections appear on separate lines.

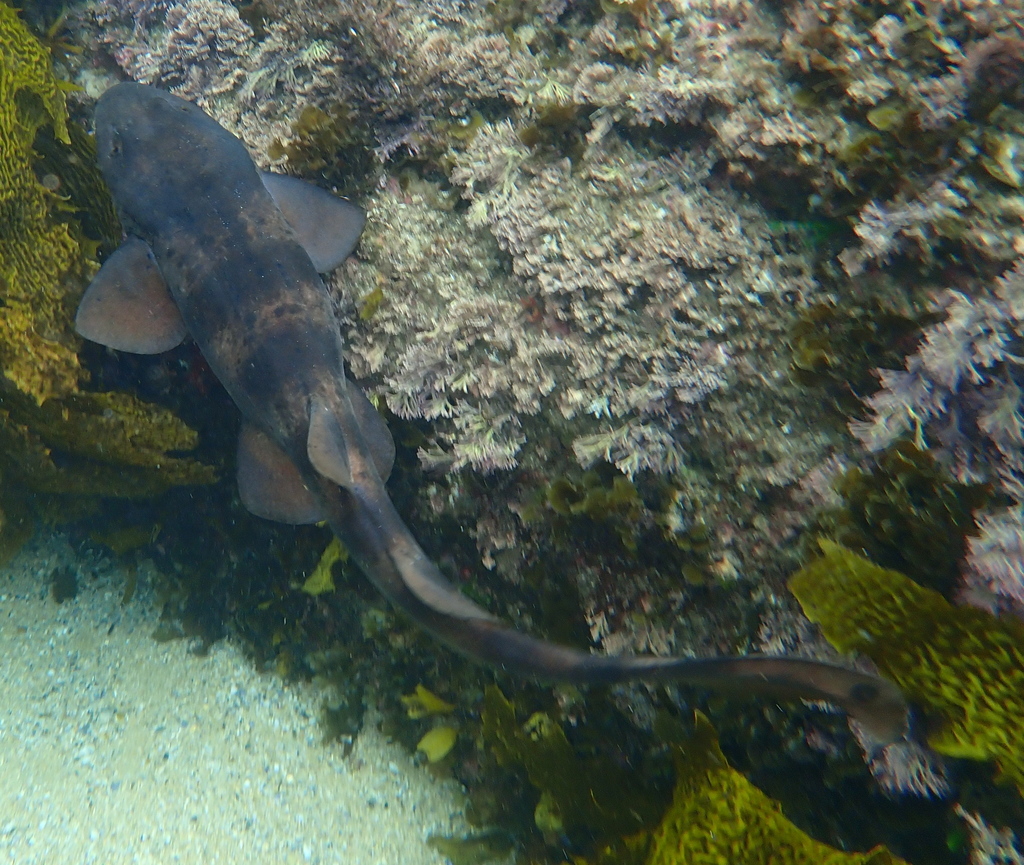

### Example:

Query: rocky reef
xmin=10 ymin=0 xmax=1023 ymax=860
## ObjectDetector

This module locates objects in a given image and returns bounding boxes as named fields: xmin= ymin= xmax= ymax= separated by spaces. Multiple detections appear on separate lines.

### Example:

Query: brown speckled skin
xmin=94 ymin=84 xmax=340 ymax=459
xmin=91 ymin=84 xmax=907 ymax=743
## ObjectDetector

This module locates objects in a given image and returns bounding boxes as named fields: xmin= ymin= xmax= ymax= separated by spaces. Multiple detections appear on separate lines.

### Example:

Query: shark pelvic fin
xmin=237 ymin=424 xmax=325 ymax=524
xmin=75 ymin=237 xmax=187 ymax=354
xmin=261 ymin=172 xmax=365 ymax=273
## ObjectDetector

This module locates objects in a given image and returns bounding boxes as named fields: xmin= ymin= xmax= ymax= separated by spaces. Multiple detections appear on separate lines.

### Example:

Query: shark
xmin=76 ymin=83 xmax=908 ymax=743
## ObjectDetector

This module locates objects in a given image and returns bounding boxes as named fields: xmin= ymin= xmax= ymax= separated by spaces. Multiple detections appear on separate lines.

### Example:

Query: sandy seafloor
xmin=0 ymin=531 xmax=473 ymax=865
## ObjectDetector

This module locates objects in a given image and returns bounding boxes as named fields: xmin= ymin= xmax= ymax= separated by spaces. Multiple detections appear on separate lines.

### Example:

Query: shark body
xmin=77 ymin=83 xmax=908 ymax=742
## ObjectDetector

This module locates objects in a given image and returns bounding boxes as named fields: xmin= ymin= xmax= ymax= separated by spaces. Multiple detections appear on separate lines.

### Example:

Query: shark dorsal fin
xmin=308 ymin=390 xmax=395 ymax=489
xmin=347 ymin=383 xmax=395 ymax=482
xmin=307 ymin=395 xmax=353 ymax=488
xmin=237 ymin=424 xmax=325 ymax=524
xmin=75 ymin=237 xmax=187 ymax=354
xmin=261 ymin=172 xmax=365 ymax=273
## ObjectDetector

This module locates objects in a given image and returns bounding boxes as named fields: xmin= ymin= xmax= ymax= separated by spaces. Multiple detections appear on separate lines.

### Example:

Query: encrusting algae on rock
xmin=790 ymin=540 xmax=1024 ymax=792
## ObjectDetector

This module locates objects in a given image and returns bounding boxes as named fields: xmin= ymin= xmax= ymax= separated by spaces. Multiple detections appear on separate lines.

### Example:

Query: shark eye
xmin=108 ymin=130 xmax=123 ymax=157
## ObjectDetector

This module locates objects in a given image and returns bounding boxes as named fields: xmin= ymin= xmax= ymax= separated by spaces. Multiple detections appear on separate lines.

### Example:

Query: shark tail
xmin=312 ymin=473 xmax=908 ymax=745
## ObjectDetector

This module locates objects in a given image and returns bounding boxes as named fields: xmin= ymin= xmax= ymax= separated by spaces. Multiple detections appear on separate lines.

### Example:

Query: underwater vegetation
xmin=519 ymin=467 xmax=643 ymax=552
xmin=43 ymin=0 xmax=1024 ymax=859
xmin=791 ymin=541 xmax=1024 ymax=794
xmin=787 ymin=299 xmax=927 ymax=418
xmin=482 ymin=684 xmax=668 ymax=846
xmin=0 ymin=4 xmax=213 ymax=553
xmin=817 ymin=440 xmax=994 ymax=598
xmin=479 ymin=695 xmax=908 ymax=865
xmin=634 ymin=713 xmax=907 ymax=865
xmin=267 ymin=103 xmax=378 ymax=200
xmin=0 ymin=1 xmax=81 ymax=405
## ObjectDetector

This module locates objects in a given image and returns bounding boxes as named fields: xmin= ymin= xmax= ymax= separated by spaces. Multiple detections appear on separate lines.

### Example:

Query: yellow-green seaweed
xmin=639 ymin=712 xmax=906 ymax=865
xmin=481 ymin=685 xmax=664 ymax=841
xmin=790 ymin=540 xmax=1024 ymax=791
xmin=0 ymin=1 xmax=82 ymax=404
xmin=417 ymin=725 xmax=458 ymax=762
xmin=302 ymin=537 xmax=347 ymax=595
xmin=0 ymin=6 xmax=215 ymax=540
xmin=401 ymin=683 xmax=455 ymax=718
xmin=425 ymin=830 xmax=514 ymax=865
xmin=0 ymin=387 xmax=216 ymax=497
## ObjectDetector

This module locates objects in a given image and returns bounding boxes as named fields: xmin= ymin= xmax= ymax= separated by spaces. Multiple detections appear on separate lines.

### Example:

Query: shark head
xmin=93 ymin=83 xmax=249 ymax=236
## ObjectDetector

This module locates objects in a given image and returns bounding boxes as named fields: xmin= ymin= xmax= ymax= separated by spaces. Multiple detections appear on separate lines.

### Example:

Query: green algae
xmin=791 ymin=541 xmax=1024 ymax=793
xmin=640 ymin=712 xmax=908 ymax=865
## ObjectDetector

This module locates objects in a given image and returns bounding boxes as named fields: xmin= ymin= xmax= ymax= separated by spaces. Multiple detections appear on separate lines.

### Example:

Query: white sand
xmin=0 ymin=532 xmax=469 ymax=865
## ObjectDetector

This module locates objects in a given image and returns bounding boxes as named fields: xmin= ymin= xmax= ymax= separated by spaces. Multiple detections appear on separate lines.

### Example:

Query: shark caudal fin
xmin=451 ymin=617 xmax=910 ymax=744
xmin=312 ymin=467 xmax=910 ymax=744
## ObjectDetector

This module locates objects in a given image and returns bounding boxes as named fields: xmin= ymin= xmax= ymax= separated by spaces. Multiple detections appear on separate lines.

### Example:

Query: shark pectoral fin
xmin=307 ymin=395 xmax=354 ymax=488
xmin=75 ymin=237 xmax=187 ymax=354
xmin=347 ymin=383 xmax=395 ymax=482
xmin=237 ymin=424 xmax=325 ymax=524
xmin=261 ymin=172 xmax=366 ymax=273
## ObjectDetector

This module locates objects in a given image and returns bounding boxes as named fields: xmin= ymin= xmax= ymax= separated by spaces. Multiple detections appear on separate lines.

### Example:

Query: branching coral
xmin=963 ymin=504 xmax=1024 ymax=615
xmin=790 ymin=541 xmax=1024 ymax=793
xmin=956 ymin=805 xmax=1024 ymax=865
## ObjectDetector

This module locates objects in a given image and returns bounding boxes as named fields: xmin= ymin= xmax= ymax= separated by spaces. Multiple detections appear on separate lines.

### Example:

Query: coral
xmin=779 ymin=0 xmax=1024 ymax=269
xmin=790 ymin=541 xmax=1024 ymax=793
xmin=963 ymin=505 xmax=1024 ymax=614
xmin=93 ymin=0 xmax=253 ymax=108
xmin=849 ymin=726 xmax=951 ymax=800
xmin=956 ymin=805 xmax=1024 ymax=865
xmin=640 ymin=712 xmax=907 ymax=865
